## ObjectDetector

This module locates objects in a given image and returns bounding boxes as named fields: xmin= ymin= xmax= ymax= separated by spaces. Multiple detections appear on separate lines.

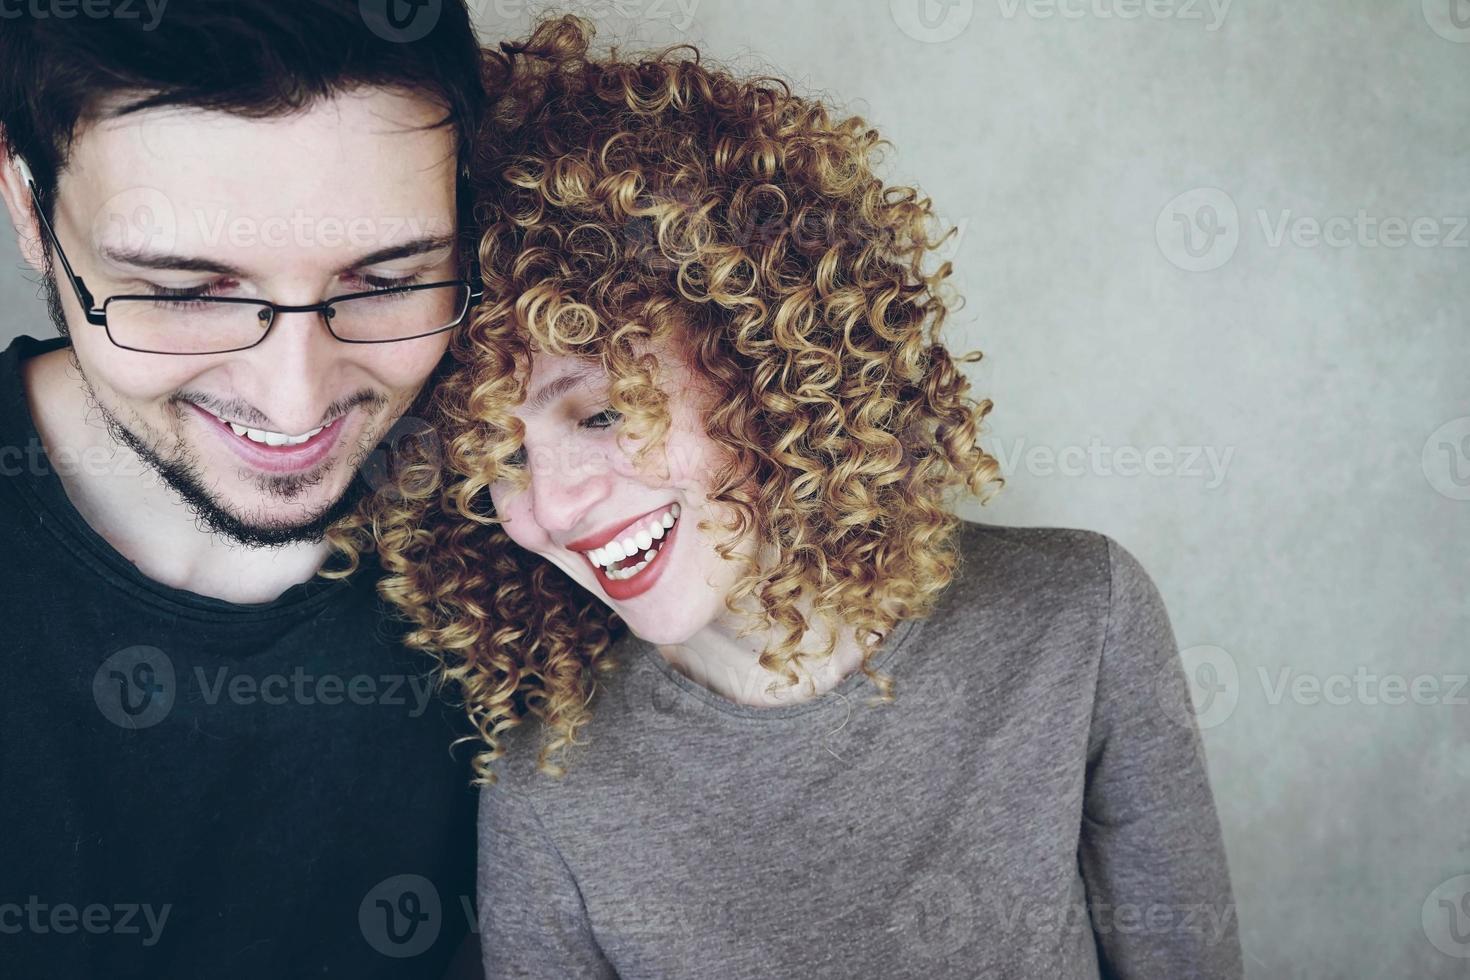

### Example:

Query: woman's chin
xmin=619 ymin=614 xmax=703 ymax=649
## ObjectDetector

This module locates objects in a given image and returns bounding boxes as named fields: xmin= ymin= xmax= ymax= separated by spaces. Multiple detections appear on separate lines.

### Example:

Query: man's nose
xmin=237 ymin=307 xmax=343 ymax=433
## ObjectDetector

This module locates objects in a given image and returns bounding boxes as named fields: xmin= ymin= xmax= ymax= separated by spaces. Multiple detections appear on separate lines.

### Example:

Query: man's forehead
xmin=66 ymin=89 xmax=458 ymax=210
xmin=58 ymin=91 xmax=459 ymax=262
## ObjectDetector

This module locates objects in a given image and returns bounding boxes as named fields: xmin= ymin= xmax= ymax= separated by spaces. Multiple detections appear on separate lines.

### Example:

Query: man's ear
xmin=0 ymin=131 xmax=49 ymax=275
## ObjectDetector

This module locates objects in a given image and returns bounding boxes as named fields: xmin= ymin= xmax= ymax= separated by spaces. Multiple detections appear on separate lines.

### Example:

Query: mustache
xmin=169 ymin=389 xmax=389 ymax=430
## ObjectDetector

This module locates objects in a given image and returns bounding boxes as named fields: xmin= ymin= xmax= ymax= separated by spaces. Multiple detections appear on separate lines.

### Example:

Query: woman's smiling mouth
xmin=567 ymin=503 xmax=682 ymax=599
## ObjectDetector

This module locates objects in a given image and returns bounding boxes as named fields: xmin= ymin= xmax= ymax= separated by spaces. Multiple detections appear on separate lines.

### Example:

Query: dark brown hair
xmin=0 ymin=0 xmax=486 ymax=221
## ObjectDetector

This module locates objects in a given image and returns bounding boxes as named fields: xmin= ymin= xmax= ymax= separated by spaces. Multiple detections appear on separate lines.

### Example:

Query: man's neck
xmin=23 ymin=347 xmax=333 ymax=605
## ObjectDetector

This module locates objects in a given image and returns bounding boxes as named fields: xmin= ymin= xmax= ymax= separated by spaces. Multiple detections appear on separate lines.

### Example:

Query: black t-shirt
xmin=0 ymin=335 xmax=478 ymax=978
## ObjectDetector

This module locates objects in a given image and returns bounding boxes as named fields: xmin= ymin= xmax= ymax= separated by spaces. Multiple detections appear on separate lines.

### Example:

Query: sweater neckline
xmin=622 ymin=613 xmax=925 ymax=722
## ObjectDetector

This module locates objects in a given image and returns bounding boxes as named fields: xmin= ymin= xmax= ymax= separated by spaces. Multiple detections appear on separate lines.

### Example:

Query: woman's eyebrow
xmin=526 ymin=363 xmax=604 ymax=413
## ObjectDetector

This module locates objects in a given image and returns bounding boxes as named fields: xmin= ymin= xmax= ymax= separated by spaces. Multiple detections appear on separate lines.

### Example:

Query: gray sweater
xmin=477 ymin=521 xmax=1244 ymax=978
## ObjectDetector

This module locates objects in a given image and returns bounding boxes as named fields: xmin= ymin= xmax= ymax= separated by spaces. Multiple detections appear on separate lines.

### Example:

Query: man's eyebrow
xmin=347 ymin=235 xmax=457 ymax=272
xmin=526 ymin=362 xmax=604 ymax=413
xmin=96 ymin=247 xmax=243 ymax=276
xmin=95 ymin=235 xmax=459 ymax=279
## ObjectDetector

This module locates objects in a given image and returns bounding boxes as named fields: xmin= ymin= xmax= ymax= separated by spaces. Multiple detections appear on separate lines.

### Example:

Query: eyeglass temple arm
xmin=14 ymin=154 xmax=484 ymax=327
xmin=14 ymin=156 xmax=106 ymax=326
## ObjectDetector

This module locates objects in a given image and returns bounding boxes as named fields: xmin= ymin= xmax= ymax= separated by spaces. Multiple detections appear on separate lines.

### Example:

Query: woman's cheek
xmin=663 ymin=428 xmax=726 ymax=488
xmin=490 ymin=484 xmax=542 ymax=552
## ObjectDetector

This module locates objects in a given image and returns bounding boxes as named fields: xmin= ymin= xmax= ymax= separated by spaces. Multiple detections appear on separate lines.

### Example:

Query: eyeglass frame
xmin=14 ymin=155 xmax=483 ymax=355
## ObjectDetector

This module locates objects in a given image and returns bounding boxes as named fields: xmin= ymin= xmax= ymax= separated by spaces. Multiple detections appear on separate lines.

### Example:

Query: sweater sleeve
xmin=1078 ymin=536 xmax=1244 ymax=979
xmin=477 ymin=778 xmax=619 ymax=979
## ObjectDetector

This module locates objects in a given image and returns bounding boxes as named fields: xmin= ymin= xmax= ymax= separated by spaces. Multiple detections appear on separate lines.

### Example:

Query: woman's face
xmin=488 ymin=341 xmax=754 ymax=645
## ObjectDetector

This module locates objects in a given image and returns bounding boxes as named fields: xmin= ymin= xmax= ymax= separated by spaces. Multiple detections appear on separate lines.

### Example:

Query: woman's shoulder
xmin=935 ymin=518 xmax=1166 ymax=641
xmin=947 ymin=518 xmax=1114 ymax=597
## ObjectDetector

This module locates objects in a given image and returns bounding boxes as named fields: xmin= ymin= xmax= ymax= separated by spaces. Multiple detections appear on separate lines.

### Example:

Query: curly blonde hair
xmin=327 ymin=14 xmax=1004 ymax=783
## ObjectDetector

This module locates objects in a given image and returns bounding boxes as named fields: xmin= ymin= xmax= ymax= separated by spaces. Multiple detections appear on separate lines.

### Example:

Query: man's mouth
xmin=220 ymin=418 xmax=331 ymax=447
xmin=189 ymin=403 xmax=351 ymax=475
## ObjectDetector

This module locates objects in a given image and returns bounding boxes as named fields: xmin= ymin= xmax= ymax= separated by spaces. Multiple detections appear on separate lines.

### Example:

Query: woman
xmin=334 ymin=16 xmax=1242 ymax=978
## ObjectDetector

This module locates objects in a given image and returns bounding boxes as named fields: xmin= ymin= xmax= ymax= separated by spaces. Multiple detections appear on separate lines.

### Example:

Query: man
xmin=0 ymin=2 xmax=487 ymax=975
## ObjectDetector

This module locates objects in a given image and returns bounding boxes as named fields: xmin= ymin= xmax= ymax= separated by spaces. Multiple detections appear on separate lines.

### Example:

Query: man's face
xmin=32 ymin=88 xmax=459 ymax=544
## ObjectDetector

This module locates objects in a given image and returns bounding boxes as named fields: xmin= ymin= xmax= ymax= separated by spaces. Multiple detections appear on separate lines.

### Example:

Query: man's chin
xmin=122 ymin=424 xmax=367 ymax=548
xmin=69 ymin=347 xmax=385 ymax=551
xmin=199 ymin=485 xmax=367 ymax=549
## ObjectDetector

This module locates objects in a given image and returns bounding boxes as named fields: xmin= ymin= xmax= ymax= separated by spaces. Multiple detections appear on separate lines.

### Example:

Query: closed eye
xmin=581 ymin=408 xmax=622 ymax=430
xmin=349 ymin=272 xmax=429 ymax=293
xmin=500 ymin=408 xmax=622 ymax=469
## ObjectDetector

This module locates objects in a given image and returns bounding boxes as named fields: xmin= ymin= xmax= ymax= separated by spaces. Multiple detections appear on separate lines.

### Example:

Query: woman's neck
xmin=653 ymin=595 xmax=883 ymax=708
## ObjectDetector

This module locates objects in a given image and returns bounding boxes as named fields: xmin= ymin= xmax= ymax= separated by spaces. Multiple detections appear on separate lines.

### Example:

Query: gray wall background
xmin=3 ymin=1 xmax=1466 ymax=976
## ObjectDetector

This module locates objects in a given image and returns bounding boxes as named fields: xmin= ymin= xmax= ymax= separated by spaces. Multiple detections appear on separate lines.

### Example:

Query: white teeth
xmin=606 ymin=559 xmax=649 ymax=581
xmin=580 ymin=505 xmax=683 ymax=574
xmin=232 ymin=421 xmax=326 ymax=446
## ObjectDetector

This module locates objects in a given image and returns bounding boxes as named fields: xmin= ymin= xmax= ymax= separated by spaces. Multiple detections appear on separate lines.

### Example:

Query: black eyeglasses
xmin=23 ymin=174 xmax=482 ymax=356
